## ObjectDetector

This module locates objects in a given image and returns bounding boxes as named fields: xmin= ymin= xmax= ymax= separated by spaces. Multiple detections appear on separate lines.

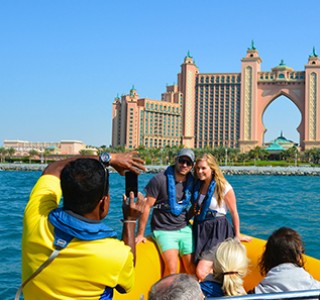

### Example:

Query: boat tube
xmin=114 ymin=236 xmax=320 ymax=300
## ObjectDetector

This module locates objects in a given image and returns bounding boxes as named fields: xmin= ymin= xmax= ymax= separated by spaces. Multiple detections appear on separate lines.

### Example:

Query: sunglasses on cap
xmin=178 ymin=157 xmax=193 ymax=166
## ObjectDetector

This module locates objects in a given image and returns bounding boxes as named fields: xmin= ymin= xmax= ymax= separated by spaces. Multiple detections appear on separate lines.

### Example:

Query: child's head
xmin=212 ymin=238 xmax=249 ymax=296
xmin=259 ymin=227 xmax=305 ymax=276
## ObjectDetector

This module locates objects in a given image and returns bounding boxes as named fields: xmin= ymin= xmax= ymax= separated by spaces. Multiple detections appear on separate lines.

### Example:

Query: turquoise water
xmin=0 ymin=171 xmax=319 ymax=299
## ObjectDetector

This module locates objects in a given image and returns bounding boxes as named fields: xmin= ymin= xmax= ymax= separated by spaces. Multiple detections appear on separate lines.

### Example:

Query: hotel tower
xmin=112 ymin=44 xmax=320 ymax=151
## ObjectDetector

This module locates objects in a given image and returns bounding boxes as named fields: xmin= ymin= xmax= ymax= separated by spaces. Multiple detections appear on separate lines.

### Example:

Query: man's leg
xmin=179 ymin=225 xmax=196 ymax=275
xmin=153 ymin=230 xmax=180 ymax=277
xmin=161 ymin=249 xmax=180 ymax=277
xmin=181 ymin=253 xmax=196 ymax=275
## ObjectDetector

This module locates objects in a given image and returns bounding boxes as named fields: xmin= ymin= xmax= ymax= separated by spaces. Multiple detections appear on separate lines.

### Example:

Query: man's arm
xmin=122 ymin=192 xmax=146 ymax=265
xmin=42 ymin=151 xmax=146 ymax=178
xmin=135 ymin=196 xmax=156 ymax=244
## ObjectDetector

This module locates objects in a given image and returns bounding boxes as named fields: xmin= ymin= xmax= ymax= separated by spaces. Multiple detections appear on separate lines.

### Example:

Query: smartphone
xmin=125 ymin=171 xmax=138 ymax=197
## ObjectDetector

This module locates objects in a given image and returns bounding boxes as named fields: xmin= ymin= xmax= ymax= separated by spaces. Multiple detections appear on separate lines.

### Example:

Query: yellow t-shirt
xmin=21 ymin=175 xmax=134 ymax=300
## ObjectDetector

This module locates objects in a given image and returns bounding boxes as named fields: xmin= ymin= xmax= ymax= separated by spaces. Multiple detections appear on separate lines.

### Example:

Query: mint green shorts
xmin=153 ymin=225 xmax=194 ymax=256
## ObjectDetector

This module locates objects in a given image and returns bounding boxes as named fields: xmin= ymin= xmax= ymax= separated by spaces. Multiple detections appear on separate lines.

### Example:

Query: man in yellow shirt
xmin=20 ymin=152 xmax=146 ymax=300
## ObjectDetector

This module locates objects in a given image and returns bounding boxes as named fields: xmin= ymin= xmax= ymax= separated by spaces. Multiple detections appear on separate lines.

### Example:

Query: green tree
xmin=238 ymin=152 xmax=250 ymax=165
xmin=248 ymin=146 xmax=269 ymax=164
xmin=79 ymin=149 xmax=96 ymax=155
xmin=281 ymin=146 xmax=299 ymax=164
xmin=28 ymin=149 xmax=39 ymax=164
xmin=7 ymin=147 xmax=15 ymax=161
xmin=0 ymin=147 xmax=7 ymax=163
xmin=302 ymin=148 xmax=320 ymax=165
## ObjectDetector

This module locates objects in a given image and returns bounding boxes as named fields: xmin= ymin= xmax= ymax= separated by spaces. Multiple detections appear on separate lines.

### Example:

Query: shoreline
xmin=1 ymin=163 xmax=320 ymax=176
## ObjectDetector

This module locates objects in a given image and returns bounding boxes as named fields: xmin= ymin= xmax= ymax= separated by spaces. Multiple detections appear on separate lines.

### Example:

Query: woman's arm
xmin=224 ymin=189 xmax=251 ymax=242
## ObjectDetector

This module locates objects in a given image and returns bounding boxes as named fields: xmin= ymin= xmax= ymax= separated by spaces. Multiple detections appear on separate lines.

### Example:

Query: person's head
xmin=61 ymin=158 xmax=110 ymax=217
xmin=259 ymin=227 xmax=305 ymax=276
xmin=204 ymin=238 xmax=249 ymax=296
xmin=195 ymin=153 xmax=226 ymax=206
xmin=175 ymin=149 xmax=195 ymax=176
xmin=148 ymin=274 xmax=203 ymax=300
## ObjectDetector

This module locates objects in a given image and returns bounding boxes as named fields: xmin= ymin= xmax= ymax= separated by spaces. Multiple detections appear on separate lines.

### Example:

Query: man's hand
xmin=122 ymin=192 xmax=146 ymax=221
xmin=121 ymin=192 xmax=146 ymax=264
xmin=110 ymin=151 xmax=146 ymax=175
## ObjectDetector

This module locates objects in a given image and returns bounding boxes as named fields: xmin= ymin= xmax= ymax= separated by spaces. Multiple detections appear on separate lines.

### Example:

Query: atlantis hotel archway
xmin=112 ymin=46 xmax=320 ymax=151
xmin=239 ymin=48 xmax=320 ymax=152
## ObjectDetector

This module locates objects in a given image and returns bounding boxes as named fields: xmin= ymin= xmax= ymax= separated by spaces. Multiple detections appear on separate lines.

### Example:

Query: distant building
xmin=3 ymin=140 xmax=86 ymax=156
xmin=264 ymin=132 xmax=298 ymax=153
xmin=112 ymin=44 xmax=320 ymax=151
xmin=112 ymin=85 xmax=182 ymax=149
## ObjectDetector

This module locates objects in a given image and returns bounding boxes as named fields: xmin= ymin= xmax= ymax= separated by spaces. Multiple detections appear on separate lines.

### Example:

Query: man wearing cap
xmin=136 ymin=149 xmax=196 ymax=276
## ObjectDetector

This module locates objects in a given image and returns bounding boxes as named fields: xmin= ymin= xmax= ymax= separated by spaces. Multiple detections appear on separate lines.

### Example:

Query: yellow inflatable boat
xmin=114 ymin=236 xmax=320 ymax=300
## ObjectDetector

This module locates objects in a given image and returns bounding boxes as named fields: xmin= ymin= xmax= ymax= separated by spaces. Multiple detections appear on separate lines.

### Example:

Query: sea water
xmin=0 ymin=171 xmax=319 ymax=299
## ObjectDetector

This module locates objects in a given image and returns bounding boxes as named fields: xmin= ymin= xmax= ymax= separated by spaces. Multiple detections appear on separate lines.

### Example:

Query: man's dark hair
xmin=61 ymin=158 xmax=108 ymax=215
xmin=259 ymin=227 xmax=305 ymax=276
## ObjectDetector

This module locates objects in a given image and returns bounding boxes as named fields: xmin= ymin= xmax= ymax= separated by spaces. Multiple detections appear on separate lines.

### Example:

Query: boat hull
xmin=114 ymin=236 xmax=320 ymax=299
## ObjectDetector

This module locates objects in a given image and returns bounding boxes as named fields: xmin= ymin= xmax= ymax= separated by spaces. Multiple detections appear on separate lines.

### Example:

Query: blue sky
xmin=0 ymin=0 xmax=318 ymax=147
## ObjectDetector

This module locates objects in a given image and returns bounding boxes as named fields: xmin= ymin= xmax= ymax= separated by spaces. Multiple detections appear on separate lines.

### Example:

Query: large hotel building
xmin=112 ymin=44 xmax=320 ymax=151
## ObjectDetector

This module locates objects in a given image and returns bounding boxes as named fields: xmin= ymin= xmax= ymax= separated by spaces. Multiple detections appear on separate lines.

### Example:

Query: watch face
xmin=100 ymin=152 xmax=111 ymax=164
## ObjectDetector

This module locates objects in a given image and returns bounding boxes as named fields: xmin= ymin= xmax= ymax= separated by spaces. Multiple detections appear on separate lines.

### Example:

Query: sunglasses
xmin=178 ymin=157 xmax=193 ymax=166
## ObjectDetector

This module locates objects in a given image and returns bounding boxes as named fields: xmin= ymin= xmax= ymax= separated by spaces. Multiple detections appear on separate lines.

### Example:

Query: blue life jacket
xmin=49 ymin=208 xmax=117 ymax=247
xmin=192 ymin=179 xmax=216 ymax=222
xmin=164 ymin=165 xmax=194 ymax=216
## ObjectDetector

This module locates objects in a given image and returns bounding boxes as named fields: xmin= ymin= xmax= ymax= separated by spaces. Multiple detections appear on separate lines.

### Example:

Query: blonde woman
xmin=200 ymin=238 xmax=249 ymax=297
xmin=192 ymin=153 xmax=251 ymax=280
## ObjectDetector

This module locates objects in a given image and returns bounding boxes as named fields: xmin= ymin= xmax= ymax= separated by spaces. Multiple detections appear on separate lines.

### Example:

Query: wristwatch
xmin=99 ymin=152 xmax=112 ymax=166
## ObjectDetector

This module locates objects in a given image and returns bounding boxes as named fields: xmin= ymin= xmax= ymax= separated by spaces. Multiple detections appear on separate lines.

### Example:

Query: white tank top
xmin=198 ymin=182 xmax=232 ymax=215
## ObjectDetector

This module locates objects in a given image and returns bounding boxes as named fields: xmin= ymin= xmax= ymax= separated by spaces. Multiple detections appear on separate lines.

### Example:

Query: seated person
xmin=148 ymin=273 xmax=204 ymax=300
xmin=200 ymin=238 xmax=249 ymax=297
xmin=253 ymin=227 xmax=320 ymax=293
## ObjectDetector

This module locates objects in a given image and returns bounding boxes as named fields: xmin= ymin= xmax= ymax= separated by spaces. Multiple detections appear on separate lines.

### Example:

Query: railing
xmin=207 ymin=290 xmax=320 ymax=300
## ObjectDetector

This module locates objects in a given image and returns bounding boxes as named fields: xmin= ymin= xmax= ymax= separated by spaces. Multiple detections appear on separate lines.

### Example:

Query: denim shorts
xmin=153 ymin=224 xmax=194 ymax=256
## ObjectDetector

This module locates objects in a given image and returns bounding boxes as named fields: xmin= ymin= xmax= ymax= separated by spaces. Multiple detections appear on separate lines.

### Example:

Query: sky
xmin=0 ymin=0 xmax=318 ymax=147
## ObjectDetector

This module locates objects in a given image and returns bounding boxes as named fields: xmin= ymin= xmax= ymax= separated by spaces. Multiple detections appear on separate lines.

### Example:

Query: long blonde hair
xmin=213 ymin=238 xmax=249 ymax=296
xmin=195 ymin=153 xmax=226 ymax=207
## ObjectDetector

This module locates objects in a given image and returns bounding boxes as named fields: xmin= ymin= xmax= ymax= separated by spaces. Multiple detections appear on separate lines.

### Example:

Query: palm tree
xmin=28 ymin=149 xmax=39 ymax=164
xmin=7 ymin=147 xmax=15 ymax=162
xmin=303 ymin=148 xmax=320 ymax=165
xmin=0 ymin=147 xmax=7 ymax=163
xmin=248 ymin=146 xmax=269 ymax=165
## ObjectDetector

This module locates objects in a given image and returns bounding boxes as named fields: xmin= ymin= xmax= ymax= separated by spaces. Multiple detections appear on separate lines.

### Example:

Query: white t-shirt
xmin=198 ymin=182 xmax=232 ymax=215
xmin=254 ymin=263 xmax=320 ymax=293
